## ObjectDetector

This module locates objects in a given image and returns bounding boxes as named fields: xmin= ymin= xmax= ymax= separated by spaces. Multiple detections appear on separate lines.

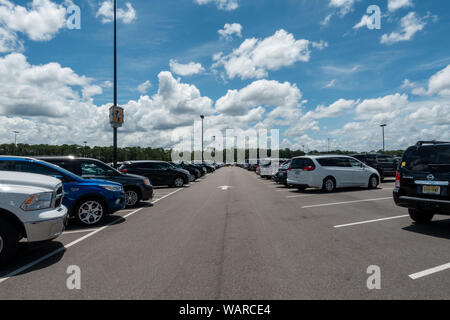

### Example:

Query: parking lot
xmin=0 ymin=167 xmax=449 ymax=299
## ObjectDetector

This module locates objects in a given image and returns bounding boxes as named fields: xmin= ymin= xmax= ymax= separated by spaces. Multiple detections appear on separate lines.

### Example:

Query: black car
xmin=37 ymin=157 xmax=154 ymax=208
xmin=393 ymin=141 xmax=450 ymax=223
xmin=273 ymin=160 xmax=291 ymax=185
xmin=170 ymin=162 xmax=201 ymax=180
xmin=350 ymin=153 xmax=397 ymax=180
xmin=119 ymin=161 xmax=190 ymax=188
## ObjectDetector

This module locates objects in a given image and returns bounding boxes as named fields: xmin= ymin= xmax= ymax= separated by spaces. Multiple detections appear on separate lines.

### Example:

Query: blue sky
xmin=1 ymin=0 xmax=450 ymax=151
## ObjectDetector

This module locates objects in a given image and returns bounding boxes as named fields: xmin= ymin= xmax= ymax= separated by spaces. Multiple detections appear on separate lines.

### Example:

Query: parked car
xmin=393 ymin=141 xmax=450 ymax=223
xmin=37 ymin=157 xmax=153 ymax=208
xmin=170 ymin=162 xmax=201 ymax=181
xmin=287 ymin=155 xmax=380 ymax=192
xmin=0 ymin=157 xmax=125 ymax=226
xmin=0 ymin=171 xmax=68 ymax=264
xmin=350 ymin=153 xmax=398 ymax=181
xmin=273 ymin=160 xmax=292 ymax=185
xmin=260 ymin=159 xmax=289 ymax=179
xmin=119 ymin=161 xmax=190 ymax=187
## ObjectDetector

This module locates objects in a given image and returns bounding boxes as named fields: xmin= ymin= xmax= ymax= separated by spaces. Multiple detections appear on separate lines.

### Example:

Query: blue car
xmin=0 ymin=157 xmax=125 ymax=226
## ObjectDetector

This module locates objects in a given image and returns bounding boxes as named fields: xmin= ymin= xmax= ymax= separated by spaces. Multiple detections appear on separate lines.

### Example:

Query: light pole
xmin=200 ymin=115 xmax=204 ymax=162
xmin=84 ymin=141 xmax=88 ymax=157
xmin=12 ymin=131 xmax=19 ymax=147
xmin=113 ymin=0 xmax=118 ymax=168
xmin=380 ymin=124 xmax=387 ymax=151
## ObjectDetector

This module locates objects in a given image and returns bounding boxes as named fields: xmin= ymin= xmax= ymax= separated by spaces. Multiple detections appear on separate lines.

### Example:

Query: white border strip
xmin=302 ymin=197 xmax=392 ymax=209
xmin=409 ymin=263 xmax=450 ymax=280
xmin=334 ymin=215 xmax=409 ymax=228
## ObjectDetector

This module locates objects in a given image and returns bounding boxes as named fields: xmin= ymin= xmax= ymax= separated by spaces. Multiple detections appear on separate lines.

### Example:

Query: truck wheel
xmin=0 ymin=218 xmax=19 ymax=265
xmin=74 ymin=198 xmax=106 ymax=226
xmin=409 ymin=209 xmax=434 ymax=224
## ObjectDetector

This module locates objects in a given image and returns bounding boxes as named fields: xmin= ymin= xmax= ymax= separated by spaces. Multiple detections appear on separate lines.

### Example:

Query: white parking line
xmin=334 ymin=215 xmax=409 ymax=228
xmin=0 ymin=188 xmax=184 ymax=284
xmin=409 ymin=263 xmax=450 ymax=280
xmin=286 ymin=194 xmax=315 ymax=199
xmin=63 ymin=229 xmax=100 ymax=235
xmin=302 ymin=197 xmax=392 ymax=209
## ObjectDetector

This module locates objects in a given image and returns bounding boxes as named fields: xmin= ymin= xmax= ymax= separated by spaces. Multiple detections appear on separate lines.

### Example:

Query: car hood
xmin=174 ymin=168 xmax=190 ymax=176
xmin=0 ymin=171 xmax=61 ymax=191
xmin=80 ymin=178 xmax=122 ymax=186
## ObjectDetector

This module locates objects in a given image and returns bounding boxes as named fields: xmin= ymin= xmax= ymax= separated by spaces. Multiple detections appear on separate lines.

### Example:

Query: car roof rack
xmin=416 ymin=140 xmax=450 ymax=146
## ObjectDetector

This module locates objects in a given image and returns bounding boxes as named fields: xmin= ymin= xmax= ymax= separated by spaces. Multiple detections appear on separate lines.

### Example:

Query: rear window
xmin=377 ymin=155 xmax=395 ymax=164
xmin=403 ymin=145 xmax=450 ymax=172
xmin=291 ymin=158 xmax=314 ymax=169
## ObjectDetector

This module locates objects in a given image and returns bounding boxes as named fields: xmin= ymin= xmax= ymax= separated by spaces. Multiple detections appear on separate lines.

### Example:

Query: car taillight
xmin=395 ymin=171 xmax=401 ymax=189
xmin=120 ymin=169 xmax=128 ymax=173
xmin=303 ymin=166 xmax=315 ymax=171
xmin=287 ymin=166 xmax=292 ymax=171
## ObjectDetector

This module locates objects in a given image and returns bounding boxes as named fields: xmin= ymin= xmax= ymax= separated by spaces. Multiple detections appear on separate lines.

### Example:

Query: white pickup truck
xmin=0 ymin=171 xmax=68 ymax=264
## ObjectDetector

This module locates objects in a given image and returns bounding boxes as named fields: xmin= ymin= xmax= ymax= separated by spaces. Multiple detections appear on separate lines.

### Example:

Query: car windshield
xmin=39 ymin=160 xmax=82 ymax=180
xmin=403 ymin=145 xmax=450 ymax=172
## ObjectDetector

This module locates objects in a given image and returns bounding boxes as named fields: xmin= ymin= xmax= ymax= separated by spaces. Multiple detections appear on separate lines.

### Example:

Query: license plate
xmin=423 ymin=185 xmax=441 ymax=195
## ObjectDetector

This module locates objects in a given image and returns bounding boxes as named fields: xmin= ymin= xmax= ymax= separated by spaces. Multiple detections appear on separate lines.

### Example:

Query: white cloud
xmin=353 ymin=15 xmax=372 ymax=29
xmin=401 ymin=78 xmax=415 ymax=89
xmin=194 ymin=0 xmax=238 ymax=11
xmin=381 ymin=12 xmax=425 ymax=44
xmin=215 ymin=80 xmax=302 ymax=116
xmin=323 ymin=79 xmax=336 ymax=88
xmin=218 ymin=23 xmax=242 ymax=39
xmin=0 ymin=53 xmax=100 ymax=118
xmin=169 ymin=59 xmax=205 ymax=76
xmin=426 ymin=65 xmax=450 ymax=97
xmin=96 ymin=1 xmax=136 ymax=24
xmin=137 ymin=80 xmax=151 ymax=94
xmin=388 ymin=0 xmax=413 ymax=12
xmin=306 ymin=99 xmax=358 ymax=119
xmin=213 ymin=29 xmax=320 ymax=80
xmin=0 ymin=0 xmax=67 ymax=51
xmin=329 ymin=0 xmax=357 ymax=17
xmin=0 ymin=26 xmax=23 ymax=53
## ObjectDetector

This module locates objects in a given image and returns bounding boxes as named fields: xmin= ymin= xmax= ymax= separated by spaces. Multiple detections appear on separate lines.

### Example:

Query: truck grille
xmin=54 ymin=184 xmax=64 ymax=208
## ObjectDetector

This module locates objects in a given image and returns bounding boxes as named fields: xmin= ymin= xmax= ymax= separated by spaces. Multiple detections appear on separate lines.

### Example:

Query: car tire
xmin=322 ymin=177 xmax=336 ymax=193
xmin=173 ymin=177 xmax=184 ymax=188
xmin=0 ymin=217 xmax=19 ymax=266
xmin=408 ymin=209 xmax=434 ymax=224
xmin=368 ymin=175 xmax=379 ymax=189
xmin=124 ymin=188 xmax=141 ymax=208
xmin=74 ymin=198 xmax=106 ymax=226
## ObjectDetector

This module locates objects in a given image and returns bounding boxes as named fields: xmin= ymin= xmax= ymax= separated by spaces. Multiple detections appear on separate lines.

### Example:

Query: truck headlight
xmin=21 ymin=192 xmax=53 ymax=211
xmin=101 ymin=185 xmax=123 ymax=192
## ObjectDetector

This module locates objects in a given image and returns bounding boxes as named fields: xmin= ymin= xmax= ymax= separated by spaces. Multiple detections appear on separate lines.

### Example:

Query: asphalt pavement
xmin=0 ymin=167 xmax=449 ymax=299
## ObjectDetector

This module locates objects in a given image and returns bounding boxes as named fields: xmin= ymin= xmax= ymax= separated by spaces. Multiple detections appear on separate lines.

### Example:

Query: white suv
xmin=0 ymin=171 xmax=68 ymax=264
xmin=287 ymin=155 xmax=380 ymax=192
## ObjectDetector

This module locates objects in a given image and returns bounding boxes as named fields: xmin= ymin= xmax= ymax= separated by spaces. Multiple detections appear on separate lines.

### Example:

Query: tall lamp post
xmin=113 ymin=0 xmax=118 ymax=168
xmin=380 ymin=124 xmax=387 ymax=151
xmin=200 ymin=115 xmax=205 ymax=162
xmin=12 ymin=131 xmax=19 ymax=147
xmin=109 ymin=0 xmax=124 ymax=168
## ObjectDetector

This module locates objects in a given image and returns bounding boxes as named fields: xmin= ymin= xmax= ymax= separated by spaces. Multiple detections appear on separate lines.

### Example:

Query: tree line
xmin=0 ymin=143 xmax=405 ymax=163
